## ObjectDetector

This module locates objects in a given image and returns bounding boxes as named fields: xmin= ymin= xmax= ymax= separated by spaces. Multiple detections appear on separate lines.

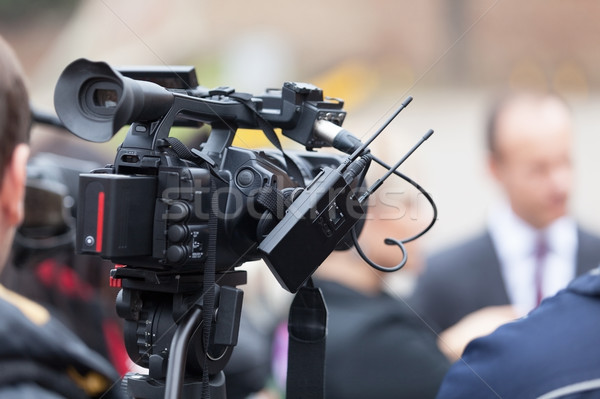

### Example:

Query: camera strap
xmin=229 ymin=93 xmax=305 ymax=186
xmin=200 ymin=176 xmax=219 ymax=398
xmin=161 ymin=137 xmax=227 ymax=184
xmin=286 ymin=278 xmax=327 ymax=399
xmin=161 ymin=136 xmax=199 ymax=162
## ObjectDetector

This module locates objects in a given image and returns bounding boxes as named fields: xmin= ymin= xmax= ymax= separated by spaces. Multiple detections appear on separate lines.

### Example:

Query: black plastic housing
xmin=78 ymin=174 xmax=156 ymax=257
xmin=259 ymin=165 xmax=366 ymax=292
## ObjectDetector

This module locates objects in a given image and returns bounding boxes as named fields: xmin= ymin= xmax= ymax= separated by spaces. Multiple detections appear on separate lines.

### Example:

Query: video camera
xmin=55 ymin=58 xmax=368 ymax=290
xmin=54 ymin=58 xmax=434 ymax=399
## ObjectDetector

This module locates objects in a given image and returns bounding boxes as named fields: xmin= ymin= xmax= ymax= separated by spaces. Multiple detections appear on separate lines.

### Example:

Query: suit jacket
xmin=436 ymin=269 xmax=600 ymax=399
xmin=410 ymin=227 xmax=600 ymax=333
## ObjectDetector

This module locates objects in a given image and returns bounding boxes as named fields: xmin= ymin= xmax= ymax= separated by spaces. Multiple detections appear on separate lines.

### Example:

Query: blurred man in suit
xmin=411 ymin=91 xmax=600 ymax=358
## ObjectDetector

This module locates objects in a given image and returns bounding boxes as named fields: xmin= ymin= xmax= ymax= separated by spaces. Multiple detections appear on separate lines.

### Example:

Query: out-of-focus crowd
xmin=2 ymin=12 xmax=600 ymax=396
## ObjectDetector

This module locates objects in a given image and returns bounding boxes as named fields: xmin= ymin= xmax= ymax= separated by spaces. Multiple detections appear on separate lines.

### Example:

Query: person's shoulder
xmin=437 ymin=314 xmax=552 ymax=398
xmin=567 ymin=267 xmax=600 ymax=297
xmin=574 ymin=226 xmax=600 ymax=274
xmin=415 ymin=230 xmax=497 ymax=299
xmin=0 ymin=285 xmax=50 ymax=326
xmin=577 ymin=225 xmax=600 ymax=247
xmin=437 ymin=279 xmax=600 ymax=398
xmin=0 ymin=287 xmax=121 ymax=397
xmin=426 ymin=231 xmax=494 ymax=271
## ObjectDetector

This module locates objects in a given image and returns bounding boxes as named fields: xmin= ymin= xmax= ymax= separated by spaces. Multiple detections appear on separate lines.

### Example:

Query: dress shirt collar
xmin=488 ymin=201 xmax=577 ymax=264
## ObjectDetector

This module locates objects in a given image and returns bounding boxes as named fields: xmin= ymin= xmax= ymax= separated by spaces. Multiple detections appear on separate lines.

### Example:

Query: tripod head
xmin=114 ymin=269 xmax=246 ymax=399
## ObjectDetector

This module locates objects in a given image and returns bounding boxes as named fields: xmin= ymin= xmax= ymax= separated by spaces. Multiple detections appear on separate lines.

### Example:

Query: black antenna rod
xmin=345 ymin=96 xmax=413 ymax=163
xmin=359 ymin=128 xmax=434 ymax=203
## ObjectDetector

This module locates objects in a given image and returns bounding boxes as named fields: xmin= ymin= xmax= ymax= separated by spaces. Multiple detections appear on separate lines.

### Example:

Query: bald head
xmin=487 ymin=93 xmax=573 ymax=229
xmin=488 ymin=93 xmax=572 ymax=157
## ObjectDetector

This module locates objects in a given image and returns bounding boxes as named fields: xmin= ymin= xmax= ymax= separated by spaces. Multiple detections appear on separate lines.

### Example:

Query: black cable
xmin=350 ymin=154 xmax=438 ymax=273
xmin=351 ymin=228 xmax=408 ymax=272
xmin=370 ymin=154 xmax=438 ymax=243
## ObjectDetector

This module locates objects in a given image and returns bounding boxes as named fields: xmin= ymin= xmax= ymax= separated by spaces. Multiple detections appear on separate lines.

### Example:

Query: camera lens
xmin=81 ymin=79 xmax=122 ymax=118
xmin=93 ymin=88 xmax=119 ymax=108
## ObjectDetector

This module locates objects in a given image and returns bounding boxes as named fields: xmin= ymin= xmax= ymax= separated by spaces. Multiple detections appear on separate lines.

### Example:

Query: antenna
xmin=359 ymin=128 xmax=434 ymax=203
xmin=345 ymin=96 xmax=413 ymax=164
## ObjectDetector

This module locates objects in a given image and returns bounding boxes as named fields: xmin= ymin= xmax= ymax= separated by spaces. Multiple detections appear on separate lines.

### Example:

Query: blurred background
xmin=2 ymin=0 xmax=600 ymax=266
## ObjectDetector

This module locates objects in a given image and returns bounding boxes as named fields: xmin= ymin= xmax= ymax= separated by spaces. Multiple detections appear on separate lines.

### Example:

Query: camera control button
xmin=167 ymin=225 xmax=188 ymax=243
xmin=236 ymin=169 xmax=254 ymax=187
xmin=166 ymin=245 xmax=187 ymax=264
xmin=168 ymin=202 xmax=189 ymax=222
xmin=134 ymin=124 xmax=148 ymax=133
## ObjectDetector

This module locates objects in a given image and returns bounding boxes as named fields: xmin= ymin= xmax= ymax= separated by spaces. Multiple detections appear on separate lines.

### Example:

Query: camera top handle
xmin=54 ymin=58 xmax=346 ymax=164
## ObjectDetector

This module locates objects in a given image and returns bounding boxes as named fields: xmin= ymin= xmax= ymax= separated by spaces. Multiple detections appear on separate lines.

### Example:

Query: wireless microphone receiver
xmin=258 ymin=97 xmax=433 ymax=293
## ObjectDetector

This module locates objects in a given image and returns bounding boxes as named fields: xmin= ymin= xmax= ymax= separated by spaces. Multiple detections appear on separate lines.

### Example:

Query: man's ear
xmin=488 ymin=152 xmax=502 ymax=183
xmin=0 ymin=143 xmax=29 ymax=227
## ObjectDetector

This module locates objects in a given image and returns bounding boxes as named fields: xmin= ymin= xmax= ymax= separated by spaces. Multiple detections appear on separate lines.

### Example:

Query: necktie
xmin=534 ymin=234 xmax=548 ymax=306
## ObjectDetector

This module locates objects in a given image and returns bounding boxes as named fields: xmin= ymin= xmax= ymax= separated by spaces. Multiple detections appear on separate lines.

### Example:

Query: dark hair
xmin=0 ymin=36 xmax=31 ymax=183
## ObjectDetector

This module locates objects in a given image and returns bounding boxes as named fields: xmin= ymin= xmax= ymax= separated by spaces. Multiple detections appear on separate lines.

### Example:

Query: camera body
xmin=56 ymin=59 xmax=363 ymax=293
xmin=77 ymin=145 xmax=350 ymax=275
